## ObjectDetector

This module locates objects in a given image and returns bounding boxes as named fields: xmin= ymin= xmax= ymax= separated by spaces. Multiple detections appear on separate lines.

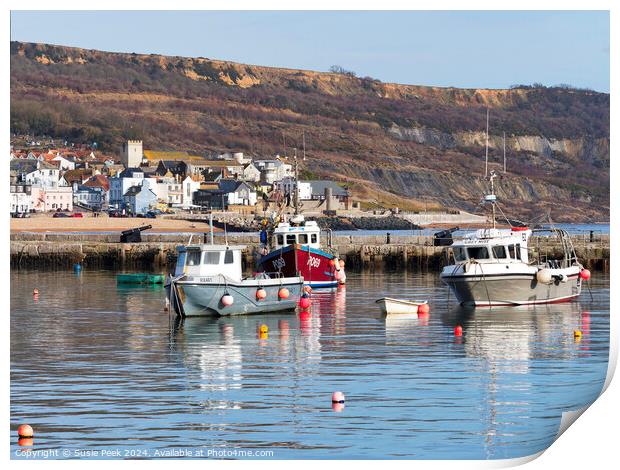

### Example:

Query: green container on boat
xmin=116 ymin=273 xmax=165 ymax=285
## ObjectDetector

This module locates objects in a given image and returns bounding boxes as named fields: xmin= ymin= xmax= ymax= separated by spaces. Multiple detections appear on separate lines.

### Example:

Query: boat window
xmin=508 ymin=245 xmax=515 ymax=259
xmin=298 ymin=234 xmax=308 ymax=244
xmin=186 ymin=251 xmax=202 ymax=266
xmin=277 ymin=235 xmax=284 ymax=245
xmin=467 ymin=246 xmax=490 ymax=259
xmin=515 ymin=243 xmax=522 ymax=260
xmin=224 ymin=250 xmax=234 ymax=264
xmin=492 ymin=246 xmax=508 ymax=259
xmin=311 ymin=233 xmax=318 ymax=243
xmin=286 ymin=234 xmax=296 ymax=244
xmin=203 ymin=251 xmax=221 ymax=265
xmin=453 ymin=247 xmax=467 ymax=262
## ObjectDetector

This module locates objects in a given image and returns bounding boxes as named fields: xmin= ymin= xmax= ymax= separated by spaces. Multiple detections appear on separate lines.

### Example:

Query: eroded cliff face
xmin=10 ymin=41 xmax=610 ymax=221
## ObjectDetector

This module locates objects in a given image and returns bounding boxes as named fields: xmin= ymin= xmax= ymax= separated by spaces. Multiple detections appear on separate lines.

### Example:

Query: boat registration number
xmin=272 ymin=258 xmax=286 ymax=270
xmin=307 ymin=256 xmax=321 ymax=268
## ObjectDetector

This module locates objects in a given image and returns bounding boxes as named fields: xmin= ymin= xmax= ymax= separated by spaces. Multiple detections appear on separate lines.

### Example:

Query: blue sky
xmin=10 ymin=10 xmax=610 ymax=92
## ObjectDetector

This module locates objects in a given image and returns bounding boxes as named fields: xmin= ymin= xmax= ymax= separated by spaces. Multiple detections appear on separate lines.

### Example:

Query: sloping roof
xmin=63 ymin=168 xmax=93 ymax=184
xmin=143 ymin=150 xmax=190 ymax=161
xmin=123 ymin=185 xmax=143 ymax=197
xmin=119 ymin=167 xmax=144 ymax=178
xmin=83 ymin=174 xmax=110 ymax=191
xmin=305 ymin=180 xmax=349 ymax=197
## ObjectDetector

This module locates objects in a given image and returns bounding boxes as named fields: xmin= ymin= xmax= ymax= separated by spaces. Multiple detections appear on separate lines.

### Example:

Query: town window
xmin=203 ymin=251 xmax=221 ymax=265
xmin=311 ymin=234 xmax=318 ymax=244
xmin=466 ymin=246 xmax=490 ymax=260
xmin=492 ymin=246 xmax=508 ymax=259
xmin=186 ymin=251 xmax=202 ymax=266
xmin=298 ymin=234 xmax=308 ymax=244
xmin=224 ymin=250 xmax=234 ymax=264
xmin=286 ymin=234 xmax=296 ymax=245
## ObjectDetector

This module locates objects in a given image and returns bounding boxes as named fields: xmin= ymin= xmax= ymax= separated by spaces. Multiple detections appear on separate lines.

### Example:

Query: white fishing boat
xmin=439 ymin=171 xmax=590 ymax=307
xmin=166 ymin=243 xmax=304 ymax=317
xmin=375 ymin=297 xmax=428 ymax=315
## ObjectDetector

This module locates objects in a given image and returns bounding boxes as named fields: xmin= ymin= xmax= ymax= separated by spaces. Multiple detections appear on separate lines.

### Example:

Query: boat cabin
xmin=449 ymin=228 xmax=531 ymax=264
xmin=174 ymin=244 xmax=245 ymax=281
xmin=272 ymin=219 xmax=322 ymax=250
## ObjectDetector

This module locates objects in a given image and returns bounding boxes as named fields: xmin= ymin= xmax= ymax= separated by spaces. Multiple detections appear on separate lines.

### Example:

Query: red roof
xmin=83 ymin=174 xmax=110 ymax=191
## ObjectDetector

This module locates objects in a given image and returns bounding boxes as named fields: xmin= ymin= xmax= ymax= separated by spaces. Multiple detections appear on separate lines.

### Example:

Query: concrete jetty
xmin=10 ymin=232 xmax=609 ymax=272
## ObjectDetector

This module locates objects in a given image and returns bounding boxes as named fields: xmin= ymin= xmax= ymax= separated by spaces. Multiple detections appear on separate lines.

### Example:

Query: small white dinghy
xmin=375 ymin=297 xmax=428 ymax=315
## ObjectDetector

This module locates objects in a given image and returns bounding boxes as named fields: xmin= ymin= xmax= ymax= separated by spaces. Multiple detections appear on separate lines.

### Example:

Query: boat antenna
xmin=485 ymin=108 xmax=490 ymax=178
xmin=503 ymin=131 xmax=506 ymax=174
xmin=293 ymin=147 xmax=300 ymax=215
xmin=302 ymin=131 xmax=306 ymax=161
xmin=209 ymin=212 xmax=214 ymax=244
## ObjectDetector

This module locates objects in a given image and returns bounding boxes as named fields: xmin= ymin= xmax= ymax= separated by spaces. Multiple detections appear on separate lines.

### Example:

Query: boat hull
xmin=440 ymin=271 xmax=582 ymax=306
xmin=376 ymin=297 xmax=427 ymax=315
xmin=168 ymin=276 xmax=303 ymax=317
xmin=258 ymin=245 xmax=342 ymax=288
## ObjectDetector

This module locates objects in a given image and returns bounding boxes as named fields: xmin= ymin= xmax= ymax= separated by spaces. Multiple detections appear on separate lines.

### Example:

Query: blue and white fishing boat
xmin=167 ymin=243 xmax=304 ymax=317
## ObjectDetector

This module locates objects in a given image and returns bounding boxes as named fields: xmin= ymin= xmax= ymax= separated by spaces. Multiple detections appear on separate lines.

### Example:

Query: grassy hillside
xmin=10 ymin=41 xmax=610 ymax=221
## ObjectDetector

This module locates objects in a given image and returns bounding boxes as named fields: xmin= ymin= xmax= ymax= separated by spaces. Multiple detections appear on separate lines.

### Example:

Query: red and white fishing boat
xmin=258 ymin=214 xmax=345 ymax=288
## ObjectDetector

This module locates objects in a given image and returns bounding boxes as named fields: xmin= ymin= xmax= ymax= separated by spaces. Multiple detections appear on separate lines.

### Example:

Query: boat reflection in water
xmin=440 ymin=301 xmax=588 ymax=458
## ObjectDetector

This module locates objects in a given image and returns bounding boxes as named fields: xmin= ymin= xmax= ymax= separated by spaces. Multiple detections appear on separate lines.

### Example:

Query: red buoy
xmin=256 ymin=288 xmax=267 ymax=300
xmin=299 ymin=297 xmax=311 ymax=309
xmin=329 ymin=259 xmax=336 ymax=267
xmin=454 ymin=325 xmax=463 ymax=336
xmin=417 ymin=303 xmax=430 ymax=315
xmin=17 ymin=424 xmax=33 ymax=438
xmin=278 ymin=288 xmax=290 ymax=299
xmin=579 ymin=269 xmax=591 ymax=281
xmin=33 ymin=288 xmax=39 ymax=296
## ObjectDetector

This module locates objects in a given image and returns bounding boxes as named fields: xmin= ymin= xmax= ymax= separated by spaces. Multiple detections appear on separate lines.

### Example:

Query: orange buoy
xmin=332 ymin=391 xmax=345 ymax=403
xmin=33 ymin=288 xmax=39 ymax=296
xmin=260 ymin=324 xmax=269 ymax=334
xmin=579 ymin=269 xmax=591 ymax=281
xmin=329 ymin=259 xmax=336 ymax=267
xmin=17 ymin=424 xmax=33 ymax=438
xmin=278 ymin=288 xmax=290 ymax=299
xmin=258 ymin=331 xmax=268 ymax=340
xmin=454 ymin=325 xmax=463 ymax=336
xmin=256 ymin=288 xmax=267 ymax=300
xmin=417 ymin=303 xmax=430 ymax=315
xmin=299 ymin=297 xmax=311 ymax=309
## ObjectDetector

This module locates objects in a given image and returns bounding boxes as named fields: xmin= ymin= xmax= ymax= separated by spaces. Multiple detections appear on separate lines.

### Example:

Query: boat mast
xmin=503 ymin=131 xmax=506 ymax=174
xmin=490 ymin=172 xmax=496 ymax=229
xmin=485 ymin=108 xmax=489 ymax=178
xmin=293 ymin=147 xmax=300 ymax=215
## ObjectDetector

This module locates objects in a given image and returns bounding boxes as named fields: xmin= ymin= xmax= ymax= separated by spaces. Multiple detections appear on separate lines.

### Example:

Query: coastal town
xmin=10 ymin=138 xmax=355 ymax=220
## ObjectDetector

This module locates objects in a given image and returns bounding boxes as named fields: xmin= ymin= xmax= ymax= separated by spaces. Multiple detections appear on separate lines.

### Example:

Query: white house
xmin=254 ymin=158 xmax=293 ymax=184
xmin=10 ymin=183 xmax=33 ymax=214
xmin=182 ymin=176 xmax=201 ymax=209
xmin=52 ymin=155 xmax=76 ymax=171
xmin=273 ymin=177 xmax=313 ymax=200
xmin=108 ymin=168 xmax=152 ymax=208
xmin=24 ymin=164 xmax=61 ymax=189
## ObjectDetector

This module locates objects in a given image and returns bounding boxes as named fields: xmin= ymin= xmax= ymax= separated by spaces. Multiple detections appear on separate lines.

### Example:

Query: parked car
xmin=71 ymin=213 xmax=84 ymax=218
xmin=53 ymin=213 xmax=70 ymax=218
xmin=145 ymin=211 xmax=157 ymax=219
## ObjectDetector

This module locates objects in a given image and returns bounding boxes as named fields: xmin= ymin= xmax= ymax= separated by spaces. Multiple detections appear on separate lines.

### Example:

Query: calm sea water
xmin=11 ymin=269 xmax=609 ymax=460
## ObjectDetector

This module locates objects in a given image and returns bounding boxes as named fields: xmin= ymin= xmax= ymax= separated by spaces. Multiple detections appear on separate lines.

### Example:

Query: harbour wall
xmin=10 ymin=232 xmax=610 ymax=272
